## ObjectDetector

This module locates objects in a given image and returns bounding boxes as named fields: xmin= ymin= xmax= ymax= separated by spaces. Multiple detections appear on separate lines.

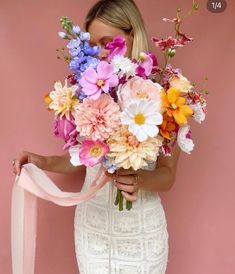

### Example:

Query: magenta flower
xmin=105 ymin=35 xmax=127 ymax=61
xmin=152 ymin=36 xmax=183 ymax=51
xmin=54 ymin=116 xmax=78 ymax=149
xmin=177 ymin=32 xmax=193 ymax=45
xmin=79 ymin=61 xmax=118 ymax=100
xmin=152 ymin=34 xmax=192 ymax=51
xmin=79 ymin=139 xmax=109 ymax=167
xmin=136 ymin=52 xmax=158 ymax=78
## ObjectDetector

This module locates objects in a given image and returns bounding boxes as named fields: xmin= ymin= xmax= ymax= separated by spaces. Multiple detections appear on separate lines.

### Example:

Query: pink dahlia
xmin=79 ymin=61 xmax=118 ymax=100
xmin=79 ymin=139 xmax=109 ymax=167
xmin=74 ymin=94 xmax=120 ymax=141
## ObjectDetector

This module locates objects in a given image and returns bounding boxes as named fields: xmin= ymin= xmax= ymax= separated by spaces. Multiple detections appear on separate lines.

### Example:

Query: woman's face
xmin=88 ymin=19 xmax=133 ymax=60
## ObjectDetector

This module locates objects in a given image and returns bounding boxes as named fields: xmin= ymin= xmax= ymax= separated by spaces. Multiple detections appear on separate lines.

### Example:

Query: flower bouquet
xmin=45 ymin=2 xmax=207 ymax=210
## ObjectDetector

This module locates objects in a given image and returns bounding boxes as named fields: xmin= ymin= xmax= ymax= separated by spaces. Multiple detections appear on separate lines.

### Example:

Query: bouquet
xmin=45 ymin=2 xmax=207 ymax=210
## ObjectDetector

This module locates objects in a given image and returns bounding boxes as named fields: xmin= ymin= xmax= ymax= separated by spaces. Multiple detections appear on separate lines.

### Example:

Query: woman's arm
xmin=138 ymin=144 xmax=180 ymax=192
xmin=13 ymin=151 xmax=85 ymax=175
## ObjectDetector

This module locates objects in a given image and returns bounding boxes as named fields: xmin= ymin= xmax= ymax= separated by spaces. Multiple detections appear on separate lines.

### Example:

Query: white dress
xmin=74 ymin=164 xmax=169 ymax=274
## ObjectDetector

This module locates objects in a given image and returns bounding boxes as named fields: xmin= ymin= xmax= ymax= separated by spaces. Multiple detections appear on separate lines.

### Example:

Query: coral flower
xmin=74 ymin=94 xmax=120 ymax=141
xmin=107 ymin=126 xmax=162 ymax=170
xmin=79 ymin=139 xmax=109 ymax=167
xmin=79 ymin=61 xmax=118 ymax=100
xmin=161 ymin=87 xmax=193 ymax=126
xmin=46 ymin=80 xmax=78 ymax=119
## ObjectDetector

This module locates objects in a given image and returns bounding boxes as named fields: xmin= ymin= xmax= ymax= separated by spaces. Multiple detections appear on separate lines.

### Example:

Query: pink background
xmin=1 ymin=0 xmax=235 ymax=273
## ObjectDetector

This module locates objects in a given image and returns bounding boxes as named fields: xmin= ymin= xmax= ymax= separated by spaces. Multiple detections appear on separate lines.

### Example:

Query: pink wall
xmin=1 ymin=0 xmax=235 ymax=273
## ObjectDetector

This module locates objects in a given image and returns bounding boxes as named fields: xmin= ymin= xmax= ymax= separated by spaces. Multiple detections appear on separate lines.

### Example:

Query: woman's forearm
xmin=139 ymin=166 xmax=175 ymax=192
xmin=42 ymin=153 xmax=85 ymax=174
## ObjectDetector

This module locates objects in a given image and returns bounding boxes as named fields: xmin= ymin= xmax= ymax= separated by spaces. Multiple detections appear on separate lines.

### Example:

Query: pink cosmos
xmin=79 ymin=139 xmax=109 ymax=167
xmin=80 ymin=61 xmax=119 ymax=100
xmin=74 ymin=94 xmax=120 ymax=141
xmin=105 ymin=35 xmax=127 ymax=61
xmin=54 ymin=116 xmax=78 ymax=149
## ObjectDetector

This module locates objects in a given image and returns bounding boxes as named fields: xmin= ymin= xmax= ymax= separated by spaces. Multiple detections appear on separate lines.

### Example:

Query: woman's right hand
xmin=13 ymin=151 xmax=47 ymax=175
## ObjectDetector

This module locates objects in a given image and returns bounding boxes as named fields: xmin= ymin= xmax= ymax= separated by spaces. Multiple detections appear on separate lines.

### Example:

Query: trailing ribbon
xmin=11 ymin=163 xmax=109 ymax=274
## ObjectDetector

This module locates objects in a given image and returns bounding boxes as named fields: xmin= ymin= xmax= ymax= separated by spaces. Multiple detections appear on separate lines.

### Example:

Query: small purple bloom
xmin=80 ymin=32 xmax=90 ymax=41
xmin=72 ymin=25 xmax=80 ymax=34
xmin=67 ymin=38 xmax=81 ymax=56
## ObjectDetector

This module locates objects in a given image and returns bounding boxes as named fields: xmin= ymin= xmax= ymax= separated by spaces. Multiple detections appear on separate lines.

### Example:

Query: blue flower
xmin=79 ymin=32 xmax=90 ymax=41
xmin=69 ymin=57 xmax=81 ymax=71
xmin=83 ymin=42 xmax=100 ymax=57
xmin=102 ymin=157 xmax=117 ymax=174
xmin=67 ymin=38 xmax=81 ymax=56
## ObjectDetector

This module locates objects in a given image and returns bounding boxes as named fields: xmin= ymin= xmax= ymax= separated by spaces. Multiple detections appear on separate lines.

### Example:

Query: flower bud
xmin=167 ymin=48 xmax=176 ymax=57
xmin=58 ymin=32 xmax=67 ymax=38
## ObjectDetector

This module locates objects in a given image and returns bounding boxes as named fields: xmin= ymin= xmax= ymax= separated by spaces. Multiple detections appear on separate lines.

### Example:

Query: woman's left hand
xmin=106 ymin=169 xmax=142 ymax=202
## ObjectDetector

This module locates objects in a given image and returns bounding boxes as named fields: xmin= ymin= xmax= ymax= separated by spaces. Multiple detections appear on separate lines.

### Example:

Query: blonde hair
xmin=85 ymin=0 xmax=149 ymax=59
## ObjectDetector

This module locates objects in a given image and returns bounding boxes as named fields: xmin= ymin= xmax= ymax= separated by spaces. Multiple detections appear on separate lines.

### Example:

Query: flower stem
xmin=119 ymin=190 xmax=123 ymax=211
xmin=115 ymin=188 xmax=132 ymax=211
xmin=126 ymin=200 xmax=132 ymax=211
xmin=114 ymin=188 xmax=119 ymax=205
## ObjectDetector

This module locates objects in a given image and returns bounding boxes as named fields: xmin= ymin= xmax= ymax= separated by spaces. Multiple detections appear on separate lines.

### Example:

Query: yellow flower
xmin=161 ymin=87 xmax=193 ymax=126
xmin=107 ymin=126 xmax=162 ymax=170
xmin=47 ymin=80 xmax=78 ymax=119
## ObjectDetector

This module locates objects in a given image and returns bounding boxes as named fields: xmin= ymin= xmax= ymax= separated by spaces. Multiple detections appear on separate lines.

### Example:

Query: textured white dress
xmin=74 ymin=164 xmax=169 ymax=274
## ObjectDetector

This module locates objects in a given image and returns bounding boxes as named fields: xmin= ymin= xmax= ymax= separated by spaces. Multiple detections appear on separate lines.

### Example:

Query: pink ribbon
xmin=11 ymin=163 xmax=109 ymax=274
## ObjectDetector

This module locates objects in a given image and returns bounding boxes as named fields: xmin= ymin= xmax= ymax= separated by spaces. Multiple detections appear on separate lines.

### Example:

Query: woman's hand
xmin=12 ymin=151 xmax=48 ymax=175
xmin=106 ymin=169 xmax=142 ymax=202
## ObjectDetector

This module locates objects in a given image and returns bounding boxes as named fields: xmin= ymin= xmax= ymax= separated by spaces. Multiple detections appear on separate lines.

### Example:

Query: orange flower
xmin=161 ymin=87 xmax=193 ymax=126
xmin=160 ymin=114 xmax=176 ymax=140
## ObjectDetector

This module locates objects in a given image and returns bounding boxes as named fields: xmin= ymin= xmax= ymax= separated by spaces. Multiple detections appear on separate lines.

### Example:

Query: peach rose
xmin=117 ymin=76 xmax=162 ymax=110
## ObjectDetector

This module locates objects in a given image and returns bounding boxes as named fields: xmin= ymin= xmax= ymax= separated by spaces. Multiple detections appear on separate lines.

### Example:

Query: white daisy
xmin=177 ymin=125 xmax=194 ymax=154
xmin=111 ymin=56 xmax=137 ymax=78
xmin=48 ymin=80 xmax=78 ymax=119
xmin=121 ymin=100 xmax=163 ymax=142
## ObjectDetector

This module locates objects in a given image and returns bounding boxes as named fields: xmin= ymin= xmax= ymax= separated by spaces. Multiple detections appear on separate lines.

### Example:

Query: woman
xmin=13 ymin=0 xmax=180 ymax=273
